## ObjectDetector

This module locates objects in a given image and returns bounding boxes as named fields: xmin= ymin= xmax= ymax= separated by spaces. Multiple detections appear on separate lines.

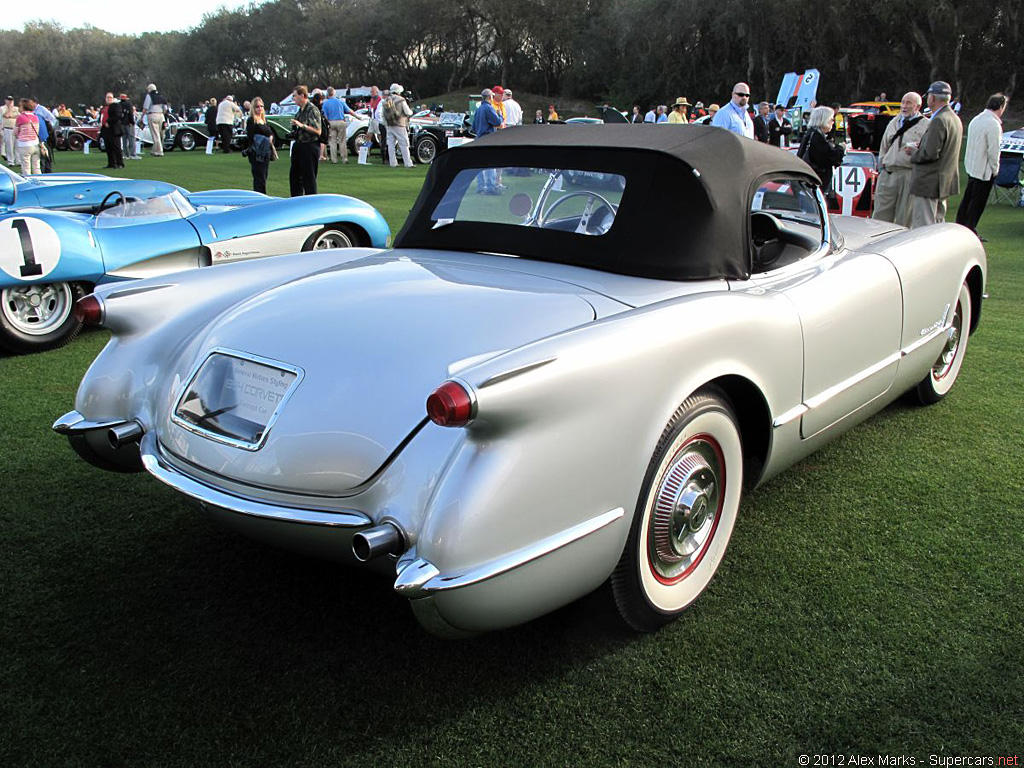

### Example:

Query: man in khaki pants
xmin=909 ymin=81 xmax=963 ymax=228
xmin=872 ymin=92 xmax=928 ymax=228
xmin=321 ymin=87 xmax=354 ymax=163
xmin=143 ymin=84 xmax=169 ymax=156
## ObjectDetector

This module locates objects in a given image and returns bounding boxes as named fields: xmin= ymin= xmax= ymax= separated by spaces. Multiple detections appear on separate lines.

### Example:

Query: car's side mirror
xmin=0 ymin=172 xmax=16 ymax=208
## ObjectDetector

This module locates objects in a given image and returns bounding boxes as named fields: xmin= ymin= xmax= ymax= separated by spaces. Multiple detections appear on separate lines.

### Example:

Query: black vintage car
xmin=411 ymin=111 xmax=475 ymax=164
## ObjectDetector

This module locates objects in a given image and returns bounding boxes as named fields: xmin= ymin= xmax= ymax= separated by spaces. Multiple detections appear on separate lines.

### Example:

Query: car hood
xmin=158 ymin=253 xmax=603 ymax=495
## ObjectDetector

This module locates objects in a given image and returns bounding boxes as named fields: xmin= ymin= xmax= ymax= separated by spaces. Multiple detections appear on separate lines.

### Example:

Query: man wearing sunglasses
xmin=711 ymin=82 xmax=755 ymax=139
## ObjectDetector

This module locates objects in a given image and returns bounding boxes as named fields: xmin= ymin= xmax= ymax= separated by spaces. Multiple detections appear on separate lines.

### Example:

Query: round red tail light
xmin=426 ymin=381 xmax=474 ymax=427
xmin=73 ymin=294 xmax=104 ymax=326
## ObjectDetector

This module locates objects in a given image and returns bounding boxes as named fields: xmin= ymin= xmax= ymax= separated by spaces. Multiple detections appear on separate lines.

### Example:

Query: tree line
xmin=1 ymin=0 xmax=1018 ymax=113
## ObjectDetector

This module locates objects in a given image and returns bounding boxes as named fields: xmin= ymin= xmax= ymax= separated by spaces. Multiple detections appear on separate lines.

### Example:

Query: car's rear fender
xmin=73 ymin=249 xmax=387 ymax=426
xmin=189 ymin=193 xmax=390 ymax=248
xmin=398 ymin=289 xmax=805 ymax=632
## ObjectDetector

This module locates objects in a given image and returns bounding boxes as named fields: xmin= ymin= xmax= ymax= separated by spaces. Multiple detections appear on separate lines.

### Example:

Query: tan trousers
xmin=910 ymin=195 xmax=947 ymax=229
xmin=327 ymin=121 xmax=348 ymax=163
xmin=18 ymin=143 xmax=41 ymax=175
xmin=148 ymin=113 xmax=165 ymax=155
xmin=872 ymin=167 xmax=914 ymax=228
xmin=386 ymin=125 xmax=412 ymax=167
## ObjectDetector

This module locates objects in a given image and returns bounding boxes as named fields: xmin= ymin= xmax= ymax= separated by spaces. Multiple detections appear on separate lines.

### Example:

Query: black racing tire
xmin=67 ymin=133 xmax=85 ymax=152
xmin=0 ymin=281 xmax=87 ymax=354
xmin=302 ymin=224 xmax=360 ymax=251
xmin=611 ymin=386 xmax=743 ymax=632
xmin=415 ymin=135 xmax=439 ymax=164
xmin=178 ymin=131 xmax=196 ymax=151
xmin=911 ymin=281 xmax=971 ymax=406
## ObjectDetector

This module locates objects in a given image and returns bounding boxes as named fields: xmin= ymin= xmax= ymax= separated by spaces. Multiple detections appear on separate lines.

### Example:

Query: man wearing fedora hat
xmin=909 ymin=81 xmax=962 ymax=228
xmin=667 ymin=97 xmax=691 ymax=124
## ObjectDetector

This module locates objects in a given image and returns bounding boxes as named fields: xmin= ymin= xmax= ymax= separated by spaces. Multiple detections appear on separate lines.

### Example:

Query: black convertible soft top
xmin=394 ymin=124 xmax=820 ymax=280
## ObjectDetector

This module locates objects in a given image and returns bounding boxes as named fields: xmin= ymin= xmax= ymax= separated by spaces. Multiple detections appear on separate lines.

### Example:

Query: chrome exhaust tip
xmin=352 ymin=523 xmax=404 ymax=562
xmin=107 ymin=421 xmax=144 ymax=450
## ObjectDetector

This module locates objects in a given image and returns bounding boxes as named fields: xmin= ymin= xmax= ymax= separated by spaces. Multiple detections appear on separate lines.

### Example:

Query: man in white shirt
xmin=711 ymin=83 xmax=754 ymax=138
xmin=502 ymin=90 xmax=523 ymax=127
xmin=954 ymin=93 xmax=1008 ymax=237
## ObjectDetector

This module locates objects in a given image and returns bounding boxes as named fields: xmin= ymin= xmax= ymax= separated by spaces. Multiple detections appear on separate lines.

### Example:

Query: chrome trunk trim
xmin=393 ymin=506 xmax=625 ymax=599
xmin=140 ymin=433 xmax=370 ymax=528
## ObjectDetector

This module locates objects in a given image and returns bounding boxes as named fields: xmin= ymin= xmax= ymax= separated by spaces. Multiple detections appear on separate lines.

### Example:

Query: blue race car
xmin=0 ymin=168 xmax=390 ymax=353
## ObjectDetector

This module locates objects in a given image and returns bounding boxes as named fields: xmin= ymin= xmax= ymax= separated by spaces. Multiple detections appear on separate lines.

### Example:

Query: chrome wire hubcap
xmin=933 ymin=302 xmax=962 ymax=380
xmin=650 ymin=441 xmax=721 ymax=580
xmin=1 ymin=283 xmax=72 ymax=335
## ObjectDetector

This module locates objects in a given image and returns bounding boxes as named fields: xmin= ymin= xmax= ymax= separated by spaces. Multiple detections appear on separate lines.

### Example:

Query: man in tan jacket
xmin=872 ymin=92 xmax=928 ymax=228
xmin=909 ymin=81 xmax=963 ymax=228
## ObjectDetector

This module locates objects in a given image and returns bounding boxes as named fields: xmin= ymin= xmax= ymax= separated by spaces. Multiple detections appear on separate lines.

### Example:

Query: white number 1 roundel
xmin=0 ymin=217 xmax=62 ymax=281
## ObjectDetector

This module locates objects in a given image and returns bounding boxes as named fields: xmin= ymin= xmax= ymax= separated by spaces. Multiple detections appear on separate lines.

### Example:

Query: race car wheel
xmin=611 ymin=386 xmax=743 ymax=632
xmin=415 ymin=135 xmax=438 ymax=164
xmin=912 ymin=281 xmax=971 ymax=405
xmin=178 ymin=131 xmax=196 ymax=151
xmin=0 ymin=281 xmax=87 ymax=354
xmin=304 ymin=226 xmax=357 ymax=251
xmin=67 ymin=133 xmax=85 ymax=152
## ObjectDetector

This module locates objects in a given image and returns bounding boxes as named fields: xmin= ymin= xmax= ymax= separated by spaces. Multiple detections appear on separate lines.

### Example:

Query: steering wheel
xmin=97 ymin=191 xmax=126 ymax=213
xmin=539 ymin=191 xmax=616 ymax=234
xmin=750 ymin=211 xmax=784 ymax=270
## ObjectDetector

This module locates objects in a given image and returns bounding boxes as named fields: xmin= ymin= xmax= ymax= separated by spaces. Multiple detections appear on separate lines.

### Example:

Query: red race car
xmin=790 ymin=148 xmax=878 ymax=217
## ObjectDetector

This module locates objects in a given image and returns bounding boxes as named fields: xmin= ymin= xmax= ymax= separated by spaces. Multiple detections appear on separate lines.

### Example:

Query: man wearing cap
xmin=382 ymin=83 xmax=414 ymax=168
xmin=143 ymin=84 xmax=169 ymax=157
xmin=502 ymin=89 xmax=522 ymax=127
xmin=873 ymin=92 xmax=928 ymax=228
xmin=216 ymin=95 xmax=243 ymax=153
xmin=667 ymin=98 xmax=690 ymax=124
xmin=752 ymin=102 xmax=771 ymax=142
xmin=711 ymin=83 xmax=754 ymax=138
xmin=2 ymin=96 xmax=18 ymax=166
xmin=955 ymin=93 xmax=1008 ymax=237
xmin=909 ymin=81 xmax=962 ymax=228
xmin=768 ymin=104 xmax=793 ymax=147
xmin=471 ymin=89 xmax=503 ymax=194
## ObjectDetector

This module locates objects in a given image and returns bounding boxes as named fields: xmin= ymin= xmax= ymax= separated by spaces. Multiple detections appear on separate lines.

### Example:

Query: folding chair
xmin=990 ymin=152 xmax=1023 ymax=204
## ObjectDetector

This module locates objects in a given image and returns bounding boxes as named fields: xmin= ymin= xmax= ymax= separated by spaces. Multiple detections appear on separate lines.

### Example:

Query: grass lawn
xmin=1 ymin=149 xmax=1021 ymax=766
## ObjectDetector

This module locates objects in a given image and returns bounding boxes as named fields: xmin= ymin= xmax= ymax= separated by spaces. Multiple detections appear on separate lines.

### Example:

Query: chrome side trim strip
xmin=772 ymin=320 xmax=954 ymax=430
xmin=902 ymin=322 xmax=950 ymax=357
xmin=804 ymin=351 xmax=902 ymax=411
xmin=772 ymin=404 xmax=808 ymax=428
xmin=393 ymin=507 xmax=625 ymax=599
xmin=140 ymin=434 xmax=370 ymax=528
xmin=52 ymin=410 xmax=125 ymax=435
xmin=479 ymin=357 xmax=557 ymax=388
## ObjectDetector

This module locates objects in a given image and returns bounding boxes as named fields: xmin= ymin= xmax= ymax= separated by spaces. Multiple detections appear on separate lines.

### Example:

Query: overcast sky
xmin=3 ymin=1 xmax=260 ymax=36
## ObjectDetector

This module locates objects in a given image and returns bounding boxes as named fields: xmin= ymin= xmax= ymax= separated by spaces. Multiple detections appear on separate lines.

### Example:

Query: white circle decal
xmin=0 ymin=217 xmax=63 ymax=281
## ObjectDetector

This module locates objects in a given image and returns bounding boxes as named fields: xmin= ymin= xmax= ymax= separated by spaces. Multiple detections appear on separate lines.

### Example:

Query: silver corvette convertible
xmin=55 ymin=126 xmax=986 ymax=636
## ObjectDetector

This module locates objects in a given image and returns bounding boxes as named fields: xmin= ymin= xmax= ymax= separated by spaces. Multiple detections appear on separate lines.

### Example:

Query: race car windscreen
xmin=430 ymin=168 xmax=626 ymax=237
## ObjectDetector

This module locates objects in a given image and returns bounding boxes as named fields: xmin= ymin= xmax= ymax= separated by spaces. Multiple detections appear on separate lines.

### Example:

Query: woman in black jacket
xmin=797 ymin=106 xmax=846 ymax=193
xmin=245 ymin=98 xmax=274 ymax=193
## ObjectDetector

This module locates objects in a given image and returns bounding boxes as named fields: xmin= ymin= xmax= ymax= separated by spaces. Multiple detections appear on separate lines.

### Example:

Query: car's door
xmin=747 ymin=178 xmax=903 ymax=438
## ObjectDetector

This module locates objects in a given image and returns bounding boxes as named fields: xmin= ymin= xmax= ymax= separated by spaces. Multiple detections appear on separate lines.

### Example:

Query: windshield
xmin=95 ymin=189 xmax=196 ymax=227
xmin=431 ymin=167 xmax=625 ymax=237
